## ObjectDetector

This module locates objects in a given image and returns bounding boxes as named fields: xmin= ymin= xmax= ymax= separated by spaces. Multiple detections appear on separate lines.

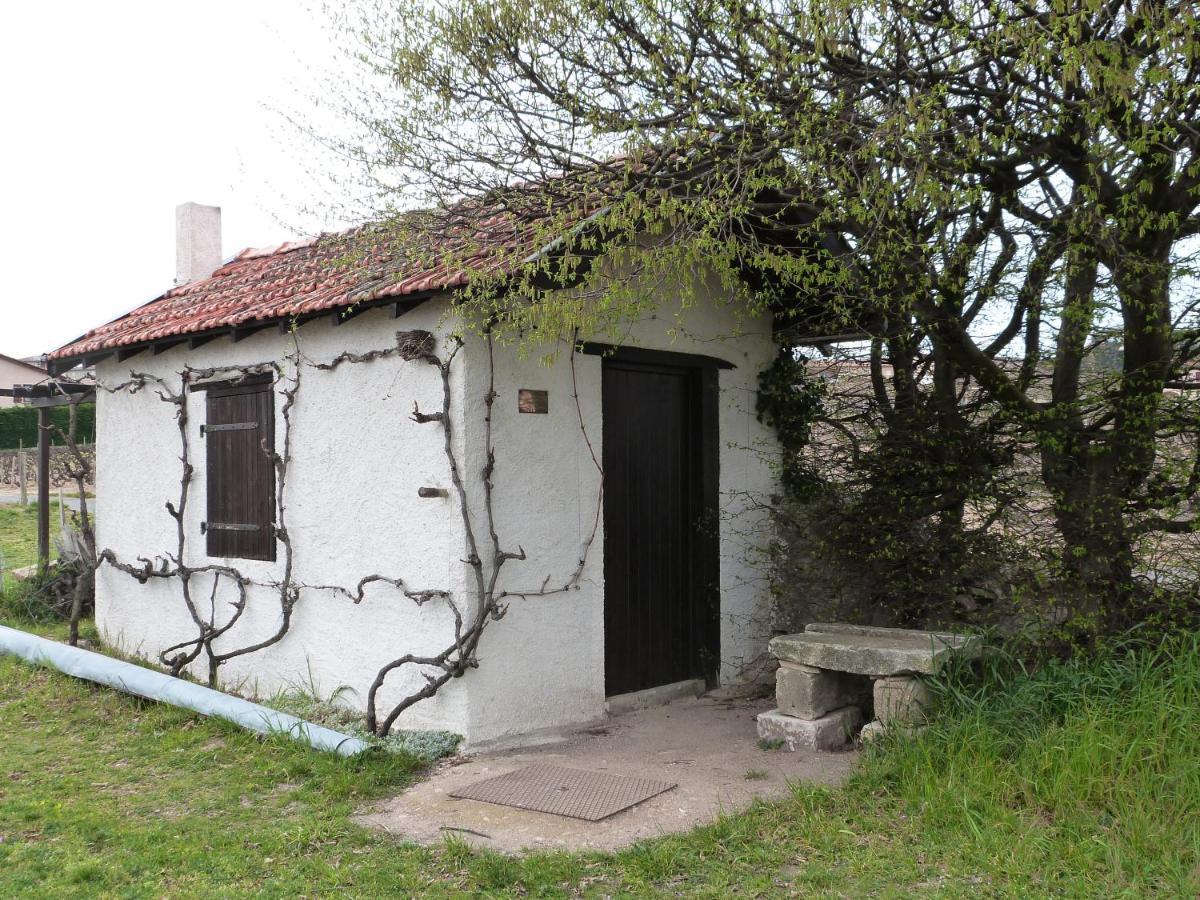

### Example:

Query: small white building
xmin=0 ymin=353 xmax=48 ymax=406
xmin=49 ymin=203 xmax=781 ymax=746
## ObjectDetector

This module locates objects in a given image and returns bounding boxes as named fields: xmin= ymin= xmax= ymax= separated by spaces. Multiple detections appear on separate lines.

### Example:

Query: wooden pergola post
xmin=37 ymin=405 xmax=51 ymax=571
xmin=0 ymin=383 xmax=96 ymax=572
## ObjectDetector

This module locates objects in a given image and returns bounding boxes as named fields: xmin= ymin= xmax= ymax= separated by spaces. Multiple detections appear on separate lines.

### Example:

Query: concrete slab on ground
xmin=356 ymin=695 xmax=859 ymax=854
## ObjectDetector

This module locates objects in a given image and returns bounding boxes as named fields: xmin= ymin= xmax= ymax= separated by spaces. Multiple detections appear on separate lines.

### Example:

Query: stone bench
xmin=756 ymin=623 xmax=980 ymax=750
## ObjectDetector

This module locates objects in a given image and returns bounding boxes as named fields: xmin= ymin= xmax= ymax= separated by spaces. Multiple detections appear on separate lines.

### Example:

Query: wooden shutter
xmin=204 ymin=381 xmax=276 ymax=561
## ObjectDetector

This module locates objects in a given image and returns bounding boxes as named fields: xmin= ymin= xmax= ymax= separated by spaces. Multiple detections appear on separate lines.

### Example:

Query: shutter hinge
xmin=203 ymin=422 xmax=258 ymax=436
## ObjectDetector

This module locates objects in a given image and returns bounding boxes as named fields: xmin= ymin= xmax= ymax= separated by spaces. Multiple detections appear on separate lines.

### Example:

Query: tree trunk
xmin=1041 ymin=440 xmax=1136 ymax=634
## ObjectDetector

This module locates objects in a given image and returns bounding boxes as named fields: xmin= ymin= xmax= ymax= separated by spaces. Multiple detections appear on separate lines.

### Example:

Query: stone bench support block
xmin=873 ymin=676 xmax=932 ymax=725
xmin=756 ymin=706 xmax=864 ymax=752
xmin=776 ymin=662 xmax=869 ymax=719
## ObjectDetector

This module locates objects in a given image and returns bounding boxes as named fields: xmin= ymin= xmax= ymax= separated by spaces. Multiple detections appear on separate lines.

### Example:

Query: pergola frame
xmin=0 ymin=382 xmax=95 ymax=569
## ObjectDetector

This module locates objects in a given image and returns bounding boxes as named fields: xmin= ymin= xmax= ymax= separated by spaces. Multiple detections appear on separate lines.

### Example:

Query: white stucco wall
xmin=95 ymin=300 xmax=471 ymax=733
xmin=93 ymin=274 xmax=780 ymax=746
xmin=461 ymin=277 xmax=780 ymax=744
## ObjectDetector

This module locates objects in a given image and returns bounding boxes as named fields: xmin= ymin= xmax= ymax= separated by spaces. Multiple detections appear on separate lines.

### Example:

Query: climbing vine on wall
xmin=755 ymin=348 xmax=826 ymax=498
xmin=84 ymin=328 xmax=603 ymax=737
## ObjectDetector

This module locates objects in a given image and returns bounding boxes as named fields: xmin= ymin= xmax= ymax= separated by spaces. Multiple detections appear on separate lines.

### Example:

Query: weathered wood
xmin=37 ymin=407 xmax=50 ymax=570
xmin=332 ymin=303 xmax=373 ymax=326
xmin=17 ymin=440 xmax=27 ymax=506
xmin=581 ymin=342 xmax=736 ymax=371
xmin=230 ymin=322 xmax=274 ymax=343
xmin=602 ymin=356 xmax=720 ymax=695
xmin=204 ymin=381 xmax=275 ymax=561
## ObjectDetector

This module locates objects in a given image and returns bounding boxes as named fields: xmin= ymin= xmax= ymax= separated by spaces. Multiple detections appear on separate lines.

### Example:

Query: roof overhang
xmin=47 ymin=292 xmax=437 ymax=377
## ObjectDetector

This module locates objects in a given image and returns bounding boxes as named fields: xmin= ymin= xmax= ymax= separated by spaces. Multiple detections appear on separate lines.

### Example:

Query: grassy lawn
xmin=0 ymin=504 xmax=84 ymax=573
xmin=0 ymin=502 xmax=81 ymax=589
xmin=0 ymin=502 xmax=88 ymax=622
xmin=0 ymin=633 xmax=1195 ymax=897
xmin=0 ymin=508 xmax=1196 ymax=896
xmin=0 ymin=503 xmax=47 ymax=579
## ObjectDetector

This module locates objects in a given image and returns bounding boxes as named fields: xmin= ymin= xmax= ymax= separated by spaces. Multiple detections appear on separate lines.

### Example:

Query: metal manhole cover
xmin=449 ymin=764 xmax=676 ymax=822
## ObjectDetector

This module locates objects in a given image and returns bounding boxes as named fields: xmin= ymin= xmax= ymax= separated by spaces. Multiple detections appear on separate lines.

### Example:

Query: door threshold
xmin=605 ymin=679 xmax=706 ymax=716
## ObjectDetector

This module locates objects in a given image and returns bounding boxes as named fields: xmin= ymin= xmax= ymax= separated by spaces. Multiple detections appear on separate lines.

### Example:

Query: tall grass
xmin=0 ymin=573 xmax=67 ymax=625
xmin=856 ymin=631 xmax=1200 ymax=893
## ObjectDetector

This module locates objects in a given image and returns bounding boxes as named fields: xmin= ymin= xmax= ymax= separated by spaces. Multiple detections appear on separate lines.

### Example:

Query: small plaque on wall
xmin=518 ymin=389 xmax=548 ymax=414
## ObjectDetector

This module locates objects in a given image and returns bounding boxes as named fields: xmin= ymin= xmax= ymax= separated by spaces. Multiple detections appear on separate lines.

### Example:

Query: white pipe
xmin=0 ymin=625 xmax=369 ymax=757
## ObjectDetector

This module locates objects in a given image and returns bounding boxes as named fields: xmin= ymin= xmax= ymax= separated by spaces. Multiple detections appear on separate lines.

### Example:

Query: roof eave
xmin=47 ymin=292 xmax=440 ymax=376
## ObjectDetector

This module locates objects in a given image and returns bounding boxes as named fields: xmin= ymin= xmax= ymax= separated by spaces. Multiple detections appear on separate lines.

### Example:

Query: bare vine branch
xmin=90 ymin=326 xmax=604 ymax=737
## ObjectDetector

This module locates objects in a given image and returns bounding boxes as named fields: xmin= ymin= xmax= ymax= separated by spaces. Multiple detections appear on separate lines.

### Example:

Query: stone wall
xmin=0 ymin=444 xmax=95 ymax=489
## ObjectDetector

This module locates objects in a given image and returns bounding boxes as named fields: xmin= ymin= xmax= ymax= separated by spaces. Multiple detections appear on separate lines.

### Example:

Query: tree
xmin=812 ymin=0 xmax=1200 ymax=631
xmin=321 ymin=0 xmax=1200 ymax=634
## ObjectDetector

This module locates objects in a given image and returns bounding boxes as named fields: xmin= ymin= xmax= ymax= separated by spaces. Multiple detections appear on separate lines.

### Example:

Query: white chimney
xmin=175 ymin=202 xmax=222 ymax=285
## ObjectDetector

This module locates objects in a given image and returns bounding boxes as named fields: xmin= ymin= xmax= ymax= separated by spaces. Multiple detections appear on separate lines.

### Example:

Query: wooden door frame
xmin=587 ymin=343 xmax=726 ymax=690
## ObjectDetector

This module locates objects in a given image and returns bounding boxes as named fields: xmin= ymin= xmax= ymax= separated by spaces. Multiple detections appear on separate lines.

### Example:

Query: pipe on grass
xmin=0 ymin=624 xmax=369 ymax=757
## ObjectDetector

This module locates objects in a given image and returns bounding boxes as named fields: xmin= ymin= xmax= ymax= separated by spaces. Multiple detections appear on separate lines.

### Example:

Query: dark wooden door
xmin=602 ymin=358 xmax=717 ymax=696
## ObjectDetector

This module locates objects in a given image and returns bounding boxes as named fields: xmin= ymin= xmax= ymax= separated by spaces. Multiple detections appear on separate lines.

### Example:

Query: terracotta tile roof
xmin=50 ymin=200 xmax=594 ymax=363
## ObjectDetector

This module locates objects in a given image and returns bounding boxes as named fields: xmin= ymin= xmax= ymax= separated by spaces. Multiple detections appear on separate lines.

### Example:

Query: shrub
xmin=0 ymin=402 xmax=96 ymax=450
xmin=268 ymin=689 xmax=462 ymax=761
xmin=0 ymin=559 xmax=94 ymax=625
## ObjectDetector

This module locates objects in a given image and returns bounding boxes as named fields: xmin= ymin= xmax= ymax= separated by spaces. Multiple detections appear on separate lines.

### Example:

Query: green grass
xmin=856 ymin=634 xmax=1200 ymax=896
xmin=0 ymin=501 xmax=86 ymax=588
xmin=0 ymin=502 xmax=94 ymax=623
xmin=1 ymin=506 xmax=1193 ymax=895
xmin=0 ymin=628 xmax=1195 ymax=897
xmin=0 ymin=503 xmax=47 ymax=581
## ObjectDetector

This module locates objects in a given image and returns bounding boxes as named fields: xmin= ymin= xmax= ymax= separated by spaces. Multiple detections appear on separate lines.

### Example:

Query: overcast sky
xmin=1 ymin=1 xmax=344 ymax=358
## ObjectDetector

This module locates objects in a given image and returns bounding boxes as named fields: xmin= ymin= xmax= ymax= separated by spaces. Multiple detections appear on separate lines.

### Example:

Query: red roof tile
xmin=50 ymin=201 xmax=586 ymax=363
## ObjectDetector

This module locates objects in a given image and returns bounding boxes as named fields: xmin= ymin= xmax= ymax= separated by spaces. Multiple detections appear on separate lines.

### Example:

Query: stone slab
xmin=770 ymin=626 xmax=979 ymax=676
xmin=806 ymin=622 xmax=974 ymax=647
xmin=859 ymin=720 xmax=886 ymax=744
xmin=10 ymin=564 xmax=40 ymax=582
xmin=776 ymin=663 xmax=870 ymax=719
xmin=756 ymin=706 xmax=863 ymax=751
xmin=859 ymin=719 xmax=926 ymax=744
xmin=873 ymin=675 xmax=932 ymax=725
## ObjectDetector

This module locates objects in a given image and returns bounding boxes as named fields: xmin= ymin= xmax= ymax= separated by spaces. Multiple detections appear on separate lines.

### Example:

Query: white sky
xmin=0 ymin=1 xmax=345 ymax=358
